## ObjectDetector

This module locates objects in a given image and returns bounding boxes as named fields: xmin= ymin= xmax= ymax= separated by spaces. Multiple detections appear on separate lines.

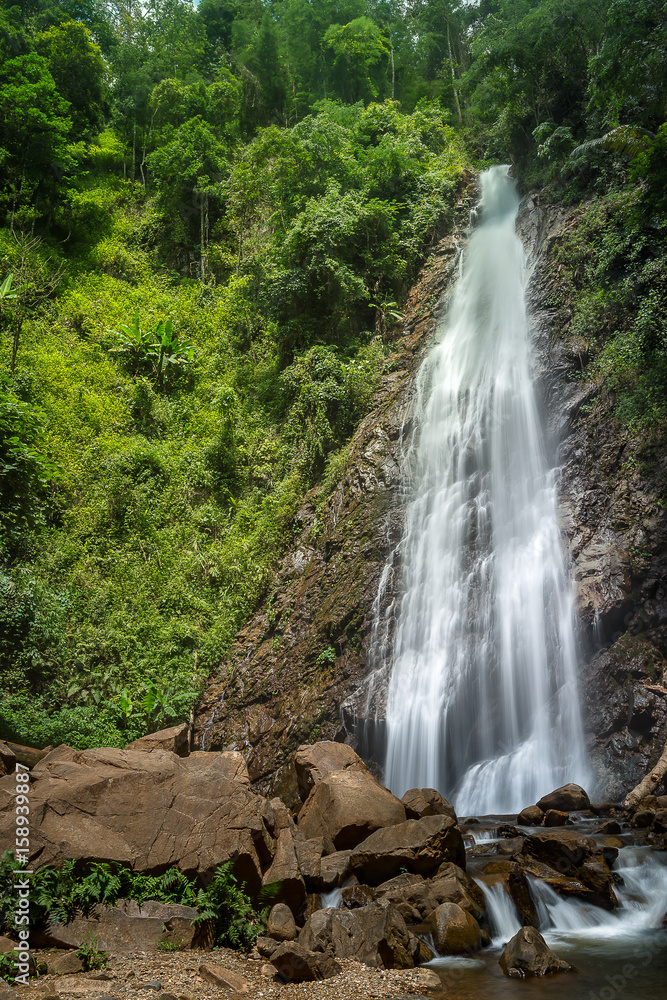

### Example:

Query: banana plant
xmin=110 ymin=314 xmax=194 ymax=391
xmin=152 ymin=319 xmax=194 ymax=390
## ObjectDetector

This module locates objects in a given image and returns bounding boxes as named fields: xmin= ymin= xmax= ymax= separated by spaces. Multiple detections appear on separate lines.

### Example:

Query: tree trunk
xmin=390 ymin=41 xmax=395 ymax=100
xmin=132 ymin=118 xmax=136 ymax=182
xmin=624 ymin=738 xmax=667 ymax=808
xmin=447 ymin=20 xmax=462 ymax=125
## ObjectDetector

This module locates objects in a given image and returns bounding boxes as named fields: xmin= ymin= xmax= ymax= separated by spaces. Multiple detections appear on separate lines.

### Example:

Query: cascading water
xmin=383 ymin=165 xmax=590 ymax=813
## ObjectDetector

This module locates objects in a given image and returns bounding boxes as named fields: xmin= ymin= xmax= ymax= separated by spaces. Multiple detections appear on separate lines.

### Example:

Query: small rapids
xmin=426 ymin=843 xmax=667 ymax=1000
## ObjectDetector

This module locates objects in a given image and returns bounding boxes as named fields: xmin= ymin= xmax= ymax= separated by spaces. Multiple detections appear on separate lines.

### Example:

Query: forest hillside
xmin=0 ymin=0 xmax=665 ymax=752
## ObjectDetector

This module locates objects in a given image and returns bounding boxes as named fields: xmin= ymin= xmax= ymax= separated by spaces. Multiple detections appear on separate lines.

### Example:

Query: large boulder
xmin=518 ymin=854 xmax=617 ymax=911
xmin=318 ymin=850 xmax=353 ymax=890
xmin=522 ymin=830 xmax=593 ymax=874
xmin=126 ymin=723 xmax=190 ymax=758
xmin=270 ymin=941 xmax=340 ymax=982
xmin=298 ymin=901 xmax=416 ymax=969
xmin=294 ymin=742 xmax=368 ymax=801
xmin=297 ymin=769 xmax=406 ymax=850
xmin=262 ymin=829 xmax=306 ymax=913
xmin=0 ymin=746 xmax=277 ymax=894
xmin=536 ymin=784 xmax=591 ymax=814
xmin=350 ymin=814 xmax=465 ymax=885
xmin=267 ymin=904 xmax=297 ymax=942
xmin=429 ymin=863 xmax=486 ymax=922
xmin=188 ymin=749 xmax=251 ymax=786
xmin=517 ymin=805 xmax=544 ymax=826
xmin=424 ymin=902 xmax=482 ymax=955
xmin=294 ymin=837 xmax=325 ymax=884
xmin=499 ymin=926 xmax=576 ymax=977
xmin=544 ymin=810 xmax=570 ymax=827
xmin=33 ymin=900 xmax=202 ymax=952
xmin=400 ymin=788 xmax=457 ymax=821
xmin=374 ymin=873 xmax=439 ymax=921
xmin=0 ymin=742 xmax=16 ymax=777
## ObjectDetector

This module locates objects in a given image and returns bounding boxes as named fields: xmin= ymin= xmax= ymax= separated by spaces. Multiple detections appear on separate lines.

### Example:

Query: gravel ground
xmin=12 ymin=949 xmax=438 ymax=1000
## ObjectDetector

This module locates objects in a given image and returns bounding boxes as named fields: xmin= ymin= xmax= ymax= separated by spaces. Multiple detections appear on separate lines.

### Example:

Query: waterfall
xmin=382 ymin=165 xmax=590 ymax=814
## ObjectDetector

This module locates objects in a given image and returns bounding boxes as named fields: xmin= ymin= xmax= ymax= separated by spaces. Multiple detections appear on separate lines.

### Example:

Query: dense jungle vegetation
xmin=0 ymin=0 xmax=665 ymax=750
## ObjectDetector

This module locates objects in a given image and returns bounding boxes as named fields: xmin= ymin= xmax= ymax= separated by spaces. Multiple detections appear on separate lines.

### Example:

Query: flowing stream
xmin=424 ymin=842 xmax=667 ymax=1000
xmin=382 ymin=165 xmax=590 ymax=813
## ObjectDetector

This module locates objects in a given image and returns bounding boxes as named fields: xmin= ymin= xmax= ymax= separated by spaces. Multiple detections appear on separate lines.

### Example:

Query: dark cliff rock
xmin=522 ymin=195 xmax=667 ymax=801
xmin=194 ymin=210 xmax=472 ymax=786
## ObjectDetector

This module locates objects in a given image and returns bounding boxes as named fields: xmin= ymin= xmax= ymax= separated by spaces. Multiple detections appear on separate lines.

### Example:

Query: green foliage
xmin=549 ymin=188 xmax=667 ymax=433
xmin=0 ymin=951 xmax=17 ymax=984
xmin=0 ymin=853 xmax=264 ymax=953
xmin=36 ymin=19 xmax=106 ymax=136
xmin=193 ymin=863 xmax=266 ymax=949
xmin=76 ymin=935 xmax=109 ymax=972
xmin=0 ymin=379 xmax=58 ymax=540
xmin=110 ymin=313 xmax=194 ymax=390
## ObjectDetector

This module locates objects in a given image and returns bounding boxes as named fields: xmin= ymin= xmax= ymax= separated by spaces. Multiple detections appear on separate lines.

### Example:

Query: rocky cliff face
xmin=195 ymin=189 xmax=667 ymax=804
xmin=194 ymin=197 xmax=473 ymax=789
xmin=523 ymin=196 xmax=667 ymax=801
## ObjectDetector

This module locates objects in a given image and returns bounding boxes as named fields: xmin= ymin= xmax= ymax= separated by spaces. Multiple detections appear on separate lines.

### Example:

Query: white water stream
xmin=383 ymin=166 xmax=590 ymax=813
xmin=478 ymin=845 xmax=667 ymax=947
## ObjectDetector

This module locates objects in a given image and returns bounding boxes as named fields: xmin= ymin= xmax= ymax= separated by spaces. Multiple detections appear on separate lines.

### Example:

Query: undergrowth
xmin=0 ymin=852 xmax=266 ymax=956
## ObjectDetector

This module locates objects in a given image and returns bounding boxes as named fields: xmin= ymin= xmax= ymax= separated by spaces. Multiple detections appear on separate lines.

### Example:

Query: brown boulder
xmin=374 ymin=873 xmax=439 ymax=920
xmin=544 ymin=810 xmax=570 ymax=827
xmin=351 ymin=814 xmax=465 ymax=885
xmin=188 ymin=749 xmax=251 ymax=785
xmin=270 ymin=941 xmax=340 ymax=982
xmin=262 ymin=829 xmax=306 ymax=914
xmin=294 ymin=838 xmax=324 ymax=884
xmin=575 ymin=860 xmax=618 ymax=909
xmin=400 ymin=788 xmax=457 ymax=821
xmin=653 ymin=809 xmax=667 ymax=833
xmin=0 ymin=742 xmax=16 ymax=776
xmin=595 ymin=820 xmax=622 ymax=834
xmin=126 ymin=724 xmax=190 ymax=758
xmin=536 ymin=784 xmax=590 ymax=814
xmin=499 ymin=926 xmax=576 ymax=977
xmin=294 ymin=742 xmax=368 ymax=802
xmin=522 ymin=830 xmax=593 ymax=873
xmin=519 ymin=855 xmax=617 ymax=910
xmin=199 ymin=962 xmax=251 ymax=992
xmin=424 ymin=902 xmax=482 ymax=955
xmin=297 ymin=769 xmax=406 ymax=850
xmin=318 ymin=850 xmax=353 ymax=890
xmin=267 ymin=903 xmax=297 ymax=942
xmin=298 ymin=901 xmax=415 ymax=969
xmin=517 ymin=805 xmax=544 ymax=826
xmin=429 ymin=863 xmax=486 ymax=921
xmin=46 ymin=951 xmax=84 ymax=975
xmin=33 ymin=900 xmax=201 ymax=952
xmin=0 ymin=746 xmax=277 ymax=894
xmin=256 ymin=936 xmax=281 ymax=958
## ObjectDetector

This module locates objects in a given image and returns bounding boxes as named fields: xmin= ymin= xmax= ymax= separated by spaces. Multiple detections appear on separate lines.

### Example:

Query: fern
xmin=194 ymin=863 xmax=267 ymax=949
xmin=0 ymin=853 xmax=266 ymax=950
xmin=572 ymin=126 xmax=657 ymax=160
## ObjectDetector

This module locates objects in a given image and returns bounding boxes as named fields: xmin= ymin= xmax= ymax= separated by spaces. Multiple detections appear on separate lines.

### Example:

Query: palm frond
xmin=572 ymin=126 xmax=657 ymax=159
